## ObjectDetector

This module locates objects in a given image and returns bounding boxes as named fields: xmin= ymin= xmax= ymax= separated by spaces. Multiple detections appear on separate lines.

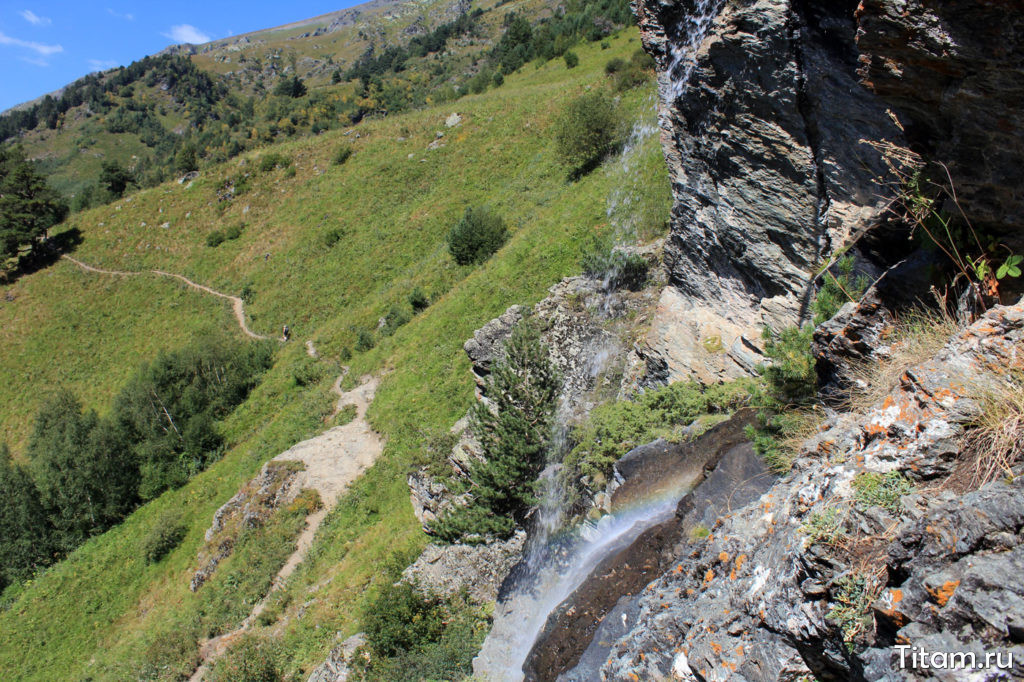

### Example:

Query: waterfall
xmin=665 ymin=0 xmax=725 ymax=100
xmin=474 ymin=3 xmax=726 ymax=678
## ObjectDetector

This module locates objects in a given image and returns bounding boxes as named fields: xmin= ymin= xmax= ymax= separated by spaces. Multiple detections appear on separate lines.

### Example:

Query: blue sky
xmin=0 ymin=2 xmax=365 ymax=111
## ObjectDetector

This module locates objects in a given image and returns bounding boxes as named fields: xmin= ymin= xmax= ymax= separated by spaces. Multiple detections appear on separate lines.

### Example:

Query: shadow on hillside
xmin=2 ymin=228 xmax=83 ymax=285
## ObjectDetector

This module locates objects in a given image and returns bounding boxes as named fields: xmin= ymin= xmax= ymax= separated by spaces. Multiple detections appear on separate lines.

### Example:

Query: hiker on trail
xmin=283 ymin=325 xmax=290 ymax=342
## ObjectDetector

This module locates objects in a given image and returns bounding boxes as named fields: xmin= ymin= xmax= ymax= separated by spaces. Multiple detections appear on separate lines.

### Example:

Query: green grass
xmin=0 ymin=31 xmax=669 ymax=680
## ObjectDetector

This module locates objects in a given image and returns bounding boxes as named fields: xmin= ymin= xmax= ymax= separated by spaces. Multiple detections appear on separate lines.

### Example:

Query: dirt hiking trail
xmin=62 ymin=255 xmax=270 ymax=340
xmin=189 ymin=374 xmax=384 ymax=680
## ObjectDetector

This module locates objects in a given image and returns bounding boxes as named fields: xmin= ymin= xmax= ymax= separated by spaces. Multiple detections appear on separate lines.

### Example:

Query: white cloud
xmin=0 ymin=30 xmax=63 ymax=55
xmin=88 ymin=58 xmax=119 ymax=71
xmin=19 ymin=55 xmax=49 ymax=67
xmin=107 ymin=8 xmax=134 ymax=21
xmin=163 ymin=24 xmax=211 ymax=44
xmin=20 ymin=9 xmax=51 ymax=26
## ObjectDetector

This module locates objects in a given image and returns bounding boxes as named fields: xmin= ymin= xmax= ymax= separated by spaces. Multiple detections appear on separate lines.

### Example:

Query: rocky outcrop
xmin=402 ymin=530 xmax=527 ymax=603
xmin=602 ymin=299 xmax=1024 ymax=680
xmin=634 ymin=0 xmax=904 ymax=344
xmin=191 ymin=461 xmax=303 ymax=591
xmin=856 ymin=0 xmax=1024 ymax=233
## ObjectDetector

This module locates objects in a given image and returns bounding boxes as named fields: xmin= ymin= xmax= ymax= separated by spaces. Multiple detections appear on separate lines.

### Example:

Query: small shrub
xmin=205 ymin=230 xmax=226 ymax=247
xmin=564 ymin=378 xmax=754 ymax=486
xmin=554 ymin=91 xmax=623 ymax=178
xmin=408 ymin=287 xmax=430 ymax=313
xmin=322 ymin=226 xmax=345 ymax=247
xmin=362 ymin=582 xmax=446 ymax=658
xmin=446 ymin=206 xmax=510 ymax=266
xmin=354 ymin=328 xmax=376 ymax=352
xmin=630 ymin=48 xmax=655 ymax=70
xmin=580 ymin=236 xmax=649 ymax=290
xmin=563 ymin=51 xmax=579 ymax=69
xmin=223 ymin=223 xmax=243 ymax=241
xmin=604 ymin=57 xmax=626 ymax=75
xmin=381 ymin=305 xmax=411 ymax=336
xmin=140 ymin=510 xmax=187 ymax=564
xmin=827 ymin=574 xmax=876 ymax=648
xmin=291 ymin=356 xmax=326 ymax=387
xmin=258 ymin=152 xmax=291 ymax=172
xmin=852 ymin=471 xmax=913 ymax=514
xmin=801 ymin=508 xmax=845 ymax=547
xmin=333 ymin=145 xmax=353 ymax=165
xmin=209 ymin=634 xmax=282 ymax=682
xmin=492 ymin=72 xmax=504 ymax=87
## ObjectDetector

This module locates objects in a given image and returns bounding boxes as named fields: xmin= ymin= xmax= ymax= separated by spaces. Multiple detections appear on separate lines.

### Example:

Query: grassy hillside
xmin=0 ymin=30 xmax=669 ymax=680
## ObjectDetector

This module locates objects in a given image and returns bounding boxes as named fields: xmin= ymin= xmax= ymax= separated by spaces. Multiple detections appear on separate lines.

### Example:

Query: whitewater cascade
xmin=473 ymin=2 xmax=725 ymax=678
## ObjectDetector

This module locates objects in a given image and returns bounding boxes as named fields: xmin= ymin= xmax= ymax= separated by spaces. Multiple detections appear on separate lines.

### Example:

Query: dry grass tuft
xmin=951 ymin=370 xmax=1024 ymax=491
xmin=844 ymin=307 xmax=961 ymax=414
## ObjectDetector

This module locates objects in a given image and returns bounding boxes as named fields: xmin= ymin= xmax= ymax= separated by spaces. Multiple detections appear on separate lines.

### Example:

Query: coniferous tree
xmin=0 ymin=146 xmax=68 ymax=263
xmin=433 ymin=321 xmax=560 ymax=541
xmin=0 ymin=444 xmax=55 ymax=589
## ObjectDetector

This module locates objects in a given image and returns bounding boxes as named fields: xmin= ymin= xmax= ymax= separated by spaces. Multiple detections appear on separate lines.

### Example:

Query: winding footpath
xmin=61 ymin=255 xmax=270 ymax=340
xmin=188 ymin=373 xmax=384 ymax=681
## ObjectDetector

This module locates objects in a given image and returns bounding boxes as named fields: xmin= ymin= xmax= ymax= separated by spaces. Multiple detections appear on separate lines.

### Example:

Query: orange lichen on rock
xmin=704 ymin=569 xmax=715 ymax=586
xmin=929 ymin=579 xmax=960 ymax=607
xmin=719 ymin=551 xmax=730 ymax=563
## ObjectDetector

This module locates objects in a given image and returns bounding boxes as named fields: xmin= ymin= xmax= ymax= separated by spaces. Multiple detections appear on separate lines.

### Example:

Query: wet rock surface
xmin=602 ymin=300 xmax=1024 ymax=680
xmin=525 ymin=411 xmax=767 ymax=681
xmin=635 ymin=0 xmax=903 ymax=341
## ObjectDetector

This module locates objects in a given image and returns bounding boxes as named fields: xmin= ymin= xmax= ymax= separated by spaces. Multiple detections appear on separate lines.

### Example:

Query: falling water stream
xmin=473 ymin=3 xmax=726 ymax=679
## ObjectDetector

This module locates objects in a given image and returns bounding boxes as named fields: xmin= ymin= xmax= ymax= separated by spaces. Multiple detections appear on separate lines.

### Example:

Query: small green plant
xmin=322 ymin=226 xmax=345 ymax=247
xmin=563 ymin=51 xmax=579 ymax=69
xmin=554 ymin=91 xmax=624 ymax=179
xmin=205 ymin=230 xmax=226 ymax=248
xmin=140 ymin=511 xmax=187 ymax=564
xmin=408 ymin=287 xmax=430 ymax=313
xmin=208 ymin=634 xmax=282 ymax=682
xmin=446 ymin=206 xmax=510 ymax=266
xmin=258 ymin=152 xmax=291 ymax=172
xmin=564 ymin=378 xmax=754 ymax=486
xmin=579 ymin=234 xmax=649 ymax=290
xmin=333 ymin=145 xmax=353 ymax=166
xmin=852 ymin=471 xmax=913 ymax=514
xmin=223 ymin=223 xmax=244 ymax=241
xmin=331 ymin=404 xmax=358 ymax=427
xmin=801 ymin=508 xmax=845 ymax=547
xmin=827 ymin=574 xmax=875 ymax=648
xmin=354 ymin=328 xmax=376 ymax=352
xmin=381 ymin=305 xmax=411 ymax=336
xmin=689 ymin=524 xmax=711 ymax=540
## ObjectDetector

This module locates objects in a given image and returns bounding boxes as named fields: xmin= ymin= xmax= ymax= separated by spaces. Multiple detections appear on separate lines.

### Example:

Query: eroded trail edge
xmin=62 ymin=255 xmax=270 ymax=340
xmin=189 ymin=374 xmax=384 ymax=681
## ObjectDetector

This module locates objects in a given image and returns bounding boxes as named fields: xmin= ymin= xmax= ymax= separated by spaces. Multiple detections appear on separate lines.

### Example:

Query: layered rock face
xmin=603 ymin=299 xmax=1024 ymax=681
xmin=857 ymin=0 xmax=1024 ymax=232
xmin=634 ymin=0 xmax=903 ymax=335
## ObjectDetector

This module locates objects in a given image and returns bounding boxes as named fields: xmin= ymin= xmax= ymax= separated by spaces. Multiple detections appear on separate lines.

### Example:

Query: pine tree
xmin=433 ymin=321 xmax=560 ymax=541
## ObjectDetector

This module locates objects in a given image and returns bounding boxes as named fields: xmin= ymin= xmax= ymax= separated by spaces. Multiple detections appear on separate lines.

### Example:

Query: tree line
xmin=0 ymin=335 xmax=274 ymax=591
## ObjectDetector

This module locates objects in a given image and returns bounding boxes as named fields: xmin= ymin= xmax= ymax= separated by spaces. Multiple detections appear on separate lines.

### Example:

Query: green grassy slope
xmin=0 ymin=31 xmax=669 ymax=680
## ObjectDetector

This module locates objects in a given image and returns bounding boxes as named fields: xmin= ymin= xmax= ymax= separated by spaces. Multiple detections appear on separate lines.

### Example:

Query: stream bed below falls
xmin=473 ymin=410 xmax=772 ymax=681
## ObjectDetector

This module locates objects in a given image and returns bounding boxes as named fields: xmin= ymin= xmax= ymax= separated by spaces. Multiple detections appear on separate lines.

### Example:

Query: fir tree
xmin=433 ymin=320 xmax=560 ymax=541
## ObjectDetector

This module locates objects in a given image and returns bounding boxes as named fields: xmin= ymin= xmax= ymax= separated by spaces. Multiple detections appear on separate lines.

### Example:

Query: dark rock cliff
xmin=634 ymin=0 xmax=903 ymax=330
